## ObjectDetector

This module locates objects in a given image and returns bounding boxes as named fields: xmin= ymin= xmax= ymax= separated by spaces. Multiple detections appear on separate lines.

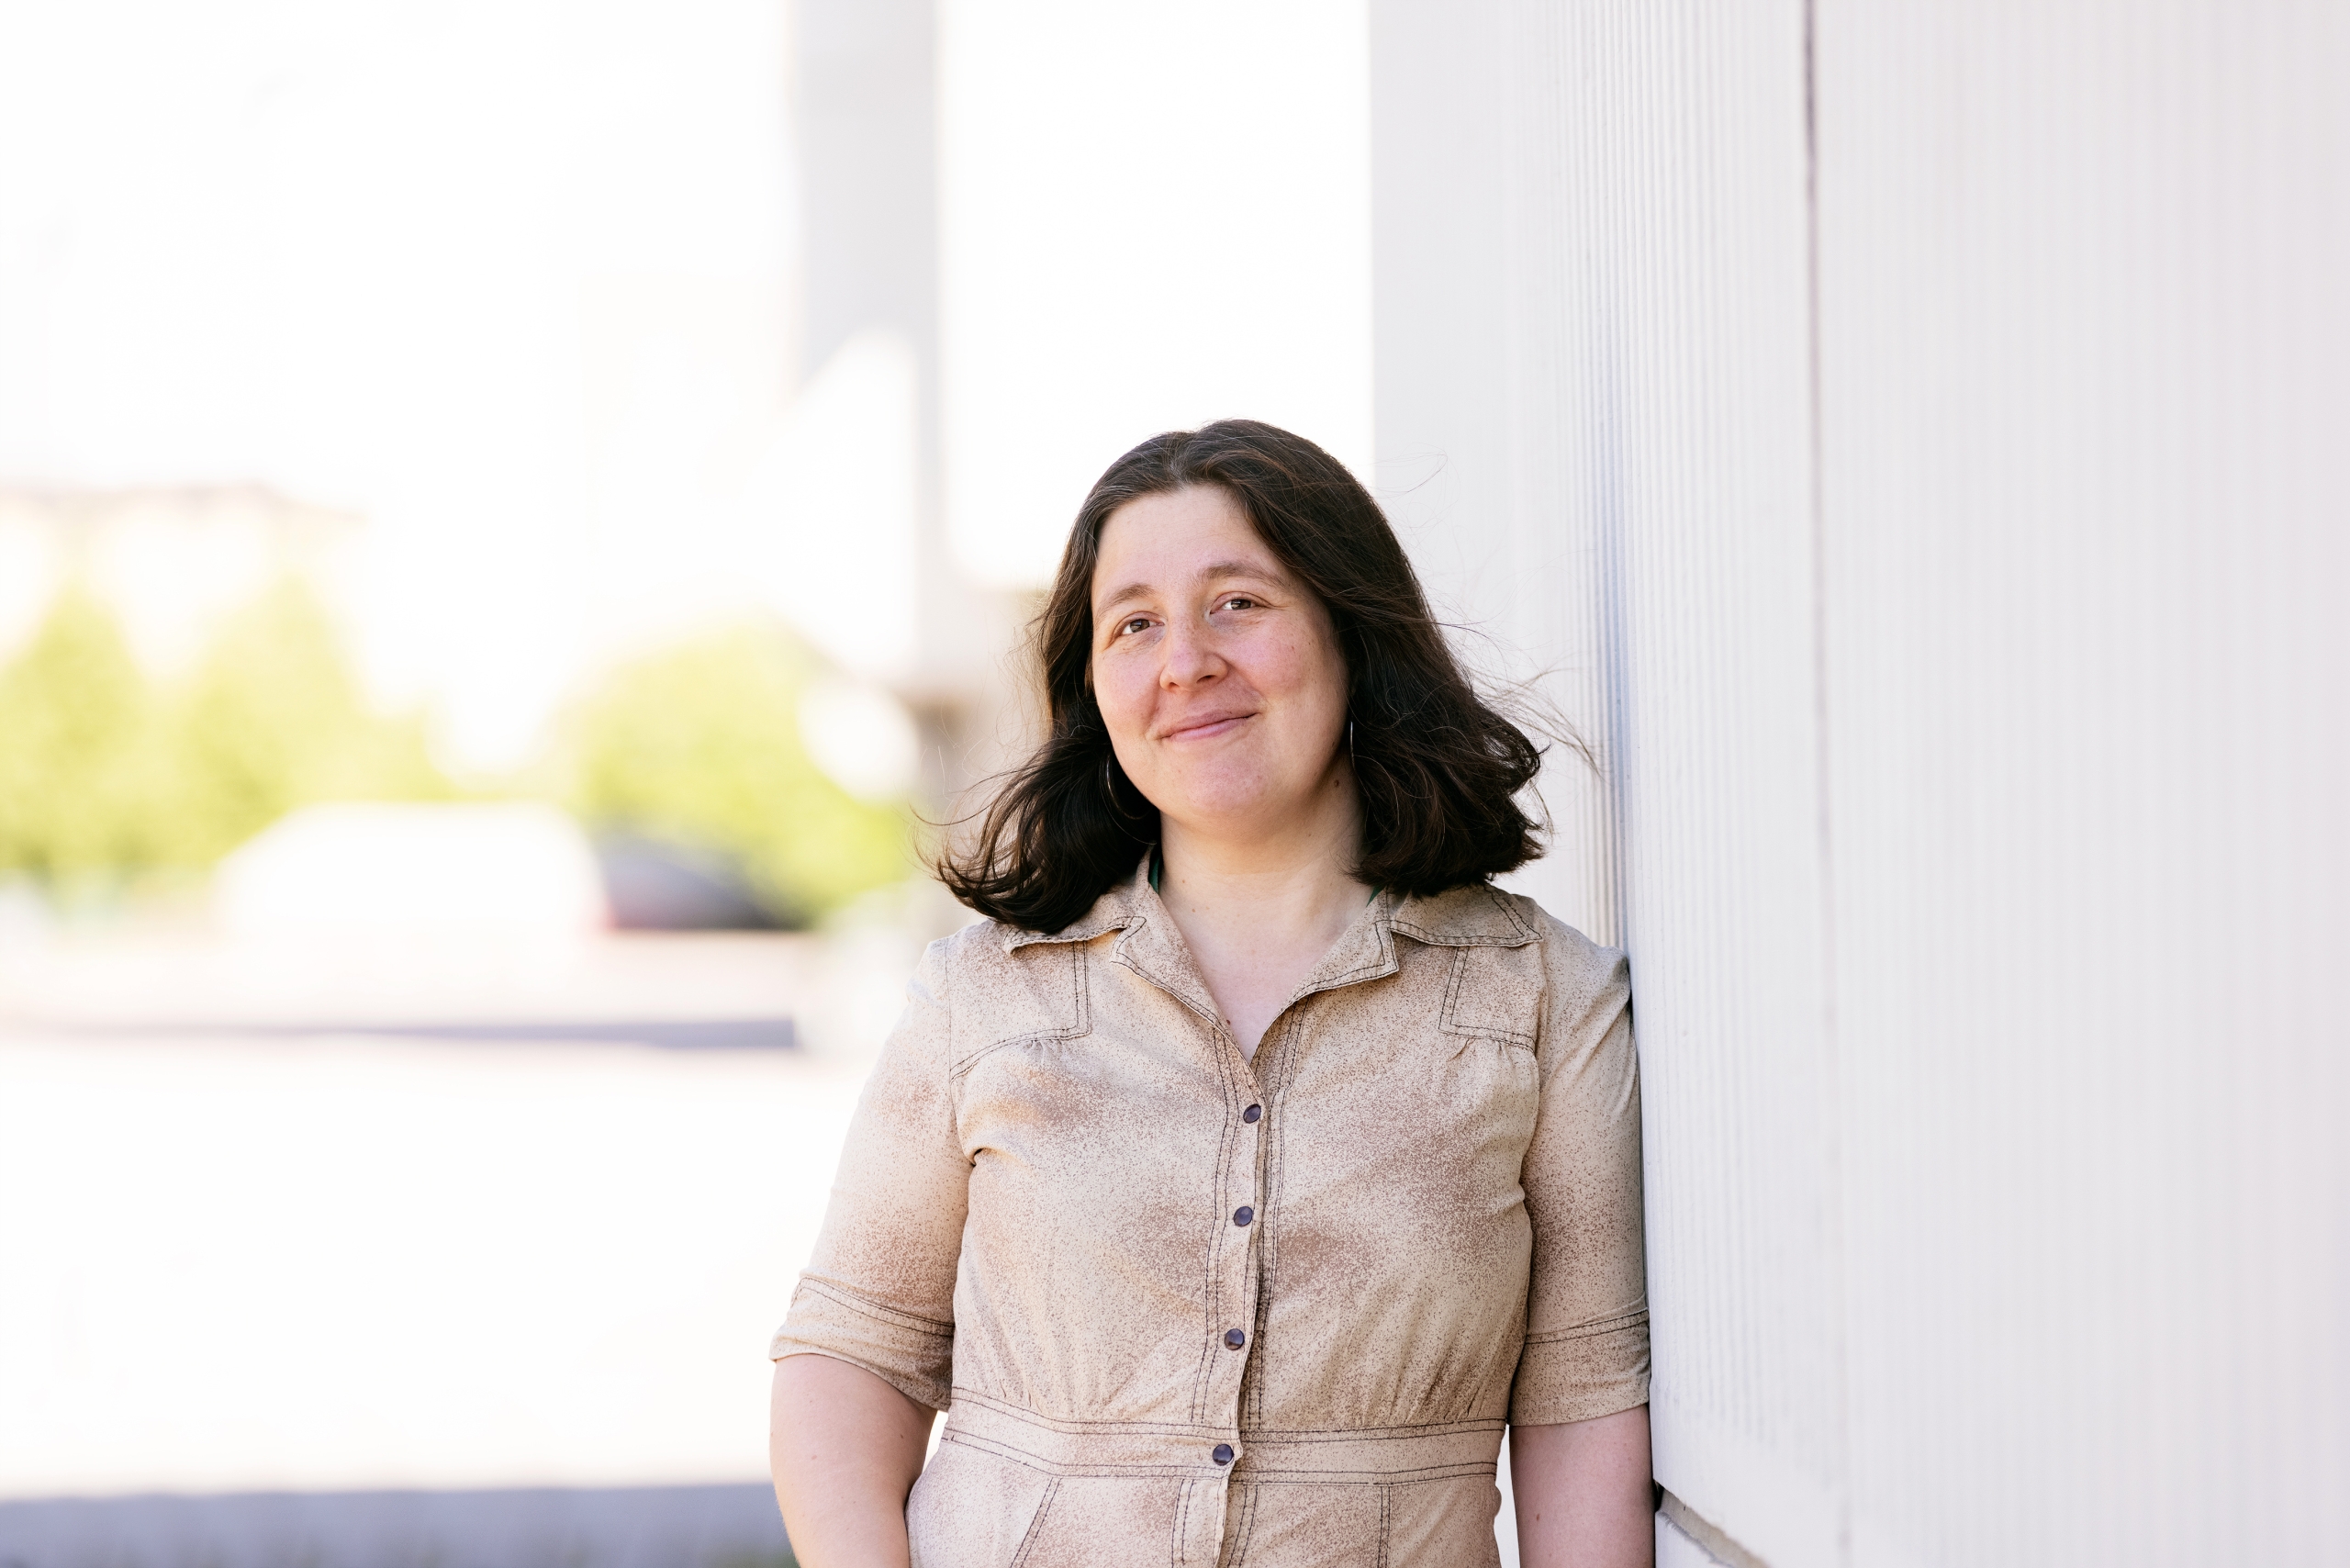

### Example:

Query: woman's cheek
xmin=1245 ymin=627 xmax=1316 ymax=703
xmin=1093 ymin=661 xmax=1152 ymax=747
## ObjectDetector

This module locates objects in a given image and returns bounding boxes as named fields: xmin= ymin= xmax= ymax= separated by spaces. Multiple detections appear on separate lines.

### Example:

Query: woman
xmin=769 ymin=420 xmax=1651 ymax=1567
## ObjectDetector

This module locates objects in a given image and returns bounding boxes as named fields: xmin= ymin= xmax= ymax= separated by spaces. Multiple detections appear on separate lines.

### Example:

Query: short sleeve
xmin=1509 ymin=924 xmax=1649 ymax=1427
xmin=769 ymin=936 xmax=969 ymax=1413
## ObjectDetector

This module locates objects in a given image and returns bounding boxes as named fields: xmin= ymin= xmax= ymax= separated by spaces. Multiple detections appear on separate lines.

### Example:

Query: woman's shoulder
xmin=1382 ymin=882 xmax=1627 ymax=1023
xmin=1460 ymin=893 xmax=1632 ymax=1067
xmin=921 ymin=902 xmax=1116 ymax=971
xmin=914 ymin=914 xmax=1013 ymax=986
xmin=1475 ymin=888 xmax=1630 ymax=995
xmin=1393 ymin=882 xmax=1619 ymax=963
xmin=912 ymin=910 xmax=1109 ymax=1052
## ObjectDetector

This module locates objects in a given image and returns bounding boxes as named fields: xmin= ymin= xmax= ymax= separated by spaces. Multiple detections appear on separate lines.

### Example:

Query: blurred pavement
xmin=0 ymin=928 xmax=908 ymax=1503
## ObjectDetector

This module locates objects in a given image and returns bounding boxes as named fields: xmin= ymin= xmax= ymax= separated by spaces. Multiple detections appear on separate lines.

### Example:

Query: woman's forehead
xmin=1093 ymin=487 xmax=1285 ymax=600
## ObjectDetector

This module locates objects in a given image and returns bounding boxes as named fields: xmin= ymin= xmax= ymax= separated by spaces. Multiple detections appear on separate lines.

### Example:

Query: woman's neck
xmin=1153 ymin=778 xmax=1371 ymax=1064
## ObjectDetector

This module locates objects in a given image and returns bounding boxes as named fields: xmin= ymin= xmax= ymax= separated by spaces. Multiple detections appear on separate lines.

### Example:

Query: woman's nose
xmin=1159 ymin=619 xmax=1224 ymax=687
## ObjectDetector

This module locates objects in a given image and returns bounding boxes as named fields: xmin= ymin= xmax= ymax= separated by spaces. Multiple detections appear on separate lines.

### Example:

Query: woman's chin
xmin=1155 ymin=791 xmax=1320 ymax=844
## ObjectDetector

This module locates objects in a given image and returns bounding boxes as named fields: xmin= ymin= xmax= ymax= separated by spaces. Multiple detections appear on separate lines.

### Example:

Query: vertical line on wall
xmin=1802 ymin=1 xmax=1854 ymax=1562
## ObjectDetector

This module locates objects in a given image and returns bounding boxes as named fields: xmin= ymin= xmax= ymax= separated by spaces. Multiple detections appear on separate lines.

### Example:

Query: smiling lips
xmin=1160 ymin=711 xmax=1255 ymax=742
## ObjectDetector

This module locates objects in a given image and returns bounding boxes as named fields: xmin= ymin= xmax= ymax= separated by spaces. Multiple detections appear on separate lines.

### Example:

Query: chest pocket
xmin=1438 ymin=944 xmax=1542 ymax=1052
xmin=949 ymin=938 xmax=1094 ymax=1082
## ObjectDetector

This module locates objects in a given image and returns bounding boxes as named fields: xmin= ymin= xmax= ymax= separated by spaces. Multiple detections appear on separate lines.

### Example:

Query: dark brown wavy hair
xmin=938 ymin=419 xmax=1545 ymax=932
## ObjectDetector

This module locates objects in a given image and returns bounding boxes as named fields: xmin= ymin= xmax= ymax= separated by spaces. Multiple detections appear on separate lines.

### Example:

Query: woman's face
xmin=1089 ymin=485 xmax=1351 ymax=845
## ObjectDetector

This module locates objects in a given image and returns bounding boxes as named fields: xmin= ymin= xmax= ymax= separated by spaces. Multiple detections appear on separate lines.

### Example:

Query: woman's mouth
xmin=1163 ymin=713 xmax=1252 ymax=742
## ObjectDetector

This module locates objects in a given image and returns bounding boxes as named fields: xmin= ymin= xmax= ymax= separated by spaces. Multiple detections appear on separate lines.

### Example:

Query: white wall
xmin=1372 ymin=3 xmax=2350 ymax=1564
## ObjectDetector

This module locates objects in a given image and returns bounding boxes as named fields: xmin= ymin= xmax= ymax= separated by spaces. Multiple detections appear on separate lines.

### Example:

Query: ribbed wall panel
xmin=1371 ymin=0 xmax=1620 ymax=947
xmin=1376 ymin=2 xmax=2350 ymax=1564
xmin=1817 ymin=5 xmax=2350 ymax=1563
xmin=1375 ymin=5 xmax=1844 ymax=1562
xmin=1540 ymin=8 xmax=1850 ymax=1566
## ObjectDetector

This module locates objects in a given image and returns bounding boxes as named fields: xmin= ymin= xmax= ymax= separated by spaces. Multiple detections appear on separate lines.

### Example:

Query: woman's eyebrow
xmin=1094 ymin=561 xmax=1280 ymax=618
xmin=1095 ymin=581 xmax=1155 ymax=617
xmin=1192 ymin=559 xmax=1277 ymax=585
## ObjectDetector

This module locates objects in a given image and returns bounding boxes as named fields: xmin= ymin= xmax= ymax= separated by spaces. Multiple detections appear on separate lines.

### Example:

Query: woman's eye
xmin=1218 ymin=596 xmax=1256 ymax=611
xmin=1120 ymin=616 xmax=1152 ymax=635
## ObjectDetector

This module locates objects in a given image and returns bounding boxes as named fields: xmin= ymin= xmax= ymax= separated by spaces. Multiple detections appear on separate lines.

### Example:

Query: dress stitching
xmin=1249 ymin=1009 xmax=1304 ymax=1428
xmin=947 ymin=945 xmax=1094 ymax=1081
xmin=1438 ymin=946 xmax=1540 ymax=1049
xmin=1008 ymin=1475 xmax=1060 ymax=1567
xmin=947 ymin=1386 xmax=1505 ymax=1439
xmin=1242 ymin=1016 xmax=1277 ymax=1430
xmin=937 ymin=1431 xmax=1500 ymax=1483
xmin=1109 ymin=916 xmax=1225 ymax=1025
xmin=1191 ymin=988 xmax=1244 ymax=1424
xmin=1441 ymin=948 xmax=1469 ymax=1029
xmin=1519 ymin=1308 xmax=1651 ymax=1343
xmin=942 ymin=1431 xmax=1220 ymax=1478
xmin=1231 ymin=1421 xmax=1506 ymax=1440
xmin=1234 ymin=1463 xmax=1494 ymax=1484
xmin=1002 ymin=913 xmax=1138 ymax=951
xmin=1282 ymin=935 xmax=1399 ymax=1000
xmin=792 ymin=1277 xmax=953 ymax=1335
xmin=1253 ymin=1012 xmax=1295 ymax=1430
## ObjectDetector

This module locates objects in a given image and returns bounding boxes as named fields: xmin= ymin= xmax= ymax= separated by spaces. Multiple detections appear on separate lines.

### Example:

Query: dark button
xmin=1212 ymin=1443 xmax=1235 ymax=1466
xmin=1233 ymin=1205 xmax=1254 ymax=1226
xmin=1242 ymin=1104 xmax=1262 ymax=1124
xmin=1224 ymin=1327 xmax=1247 ymax=1350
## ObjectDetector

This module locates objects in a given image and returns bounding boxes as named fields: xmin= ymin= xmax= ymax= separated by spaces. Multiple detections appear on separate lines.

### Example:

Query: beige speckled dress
xmin=770 ymin=861 xmax=1647 ymax=1567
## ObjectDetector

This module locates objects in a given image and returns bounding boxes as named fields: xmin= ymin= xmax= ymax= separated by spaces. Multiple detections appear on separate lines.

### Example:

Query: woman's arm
xmin=1512 ymin=1404 xmax=1654 ymax=1568
xmin=769 ymin=1354 xmax=934 ymax=1568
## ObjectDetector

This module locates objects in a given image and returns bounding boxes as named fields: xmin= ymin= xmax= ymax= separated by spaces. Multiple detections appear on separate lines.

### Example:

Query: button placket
xmin=1199 ymin=1002 xmax=1287 ymax=1474
xmin=1228 ymin=1056 xmax=1276 ymax=1439
xmin=1203 ymin=1063 xmax=1267 ymax=1455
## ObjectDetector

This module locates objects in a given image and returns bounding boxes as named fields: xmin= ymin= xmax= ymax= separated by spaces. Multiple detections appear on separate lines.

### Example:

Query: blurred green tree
xmin=0 ymin=588 xmax=170 ymax=883
xmin=0 ymin=581 xmax=449 ymax=891
xmin=162 ymin=582 xmax=445 ymax=866
xmin=565 ymin=628 xmax=912 ymax=924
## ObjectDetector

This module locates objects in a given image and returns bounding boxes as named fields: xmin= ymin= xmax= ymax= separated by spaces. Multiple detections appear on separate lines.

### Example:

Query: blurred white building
xmin=0 ymin=0 xmax=901 ymax=780
xmin=0 ymin=484 xmax=362 ymax=678
xmin=0 ymin=0 xmax=1379 ymax=803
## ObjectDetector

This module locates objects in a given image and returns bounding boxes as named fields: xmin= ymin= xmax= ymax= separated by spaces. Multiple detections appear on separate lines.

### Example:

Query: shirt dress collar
xmin=1002 ymin=857 xmax=1541 ymax=1021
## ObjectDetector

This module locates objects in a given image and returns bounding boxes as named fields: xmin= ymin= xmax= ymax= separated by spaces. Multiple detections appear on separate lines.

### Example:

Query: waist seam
xmin=943 ymin=1392 xmax=1504 ymax=1483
